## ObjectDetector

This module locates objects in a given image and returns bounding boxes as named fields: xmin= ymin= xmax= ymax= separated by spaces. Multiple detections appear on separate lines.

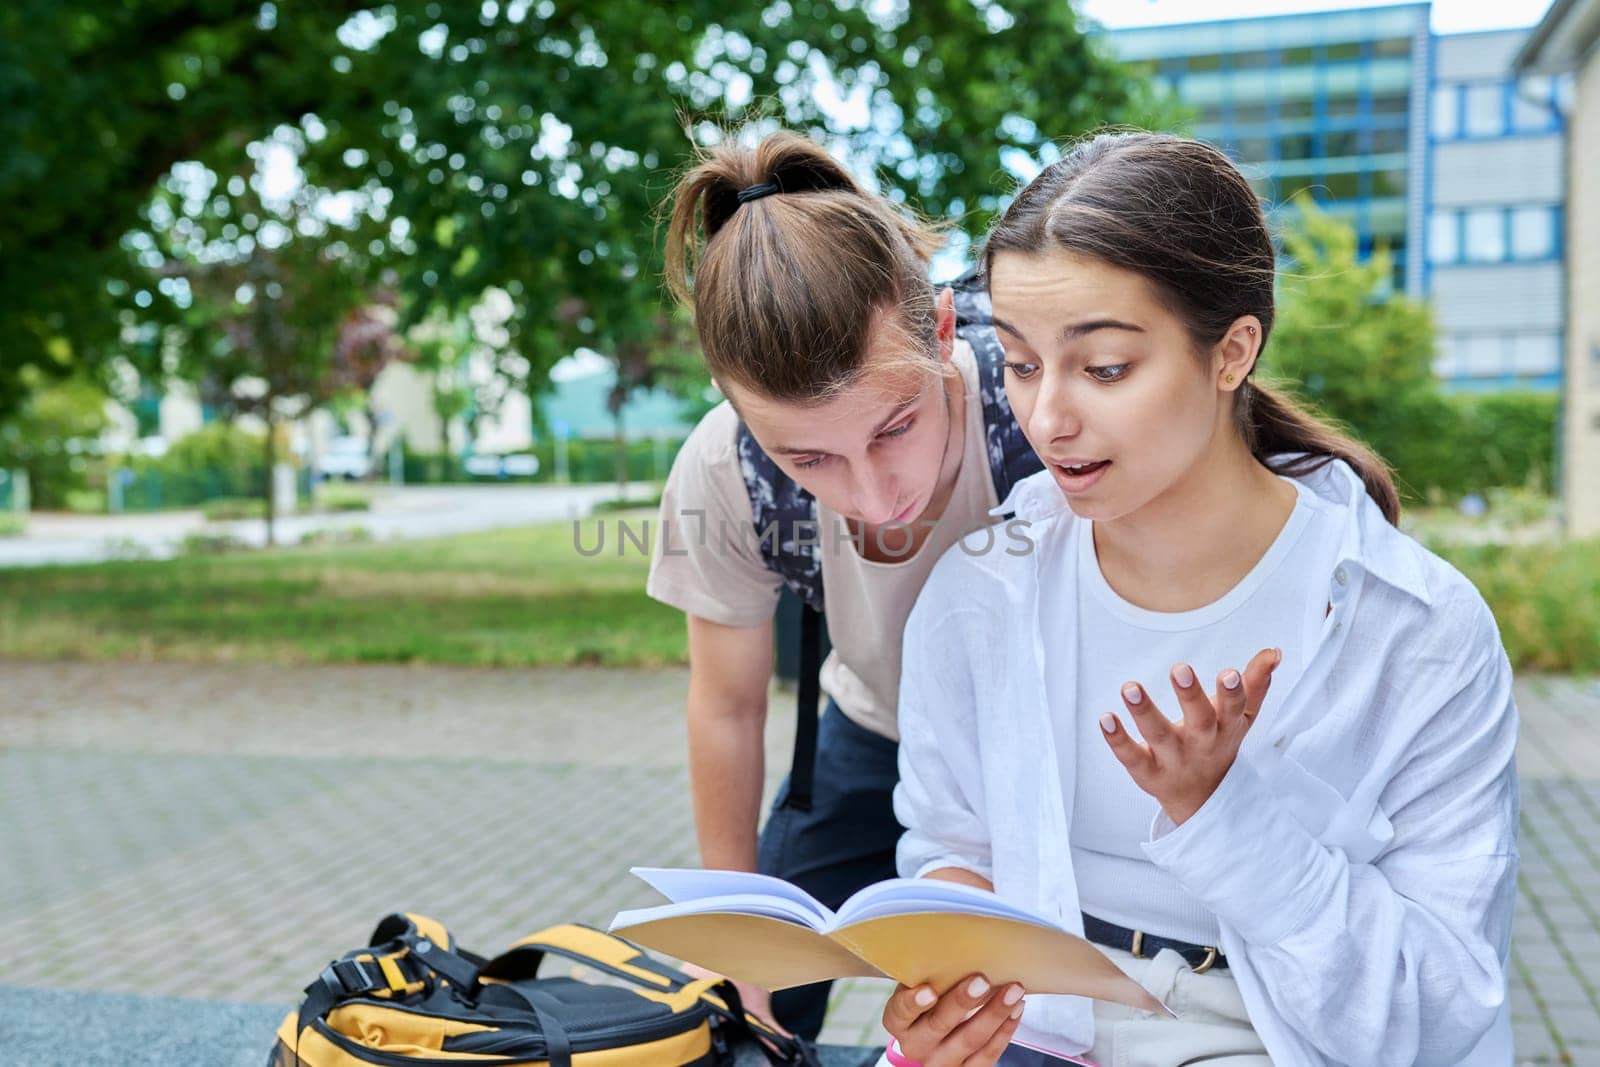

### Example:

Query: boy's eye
xmin=1005 ymin=361 xmax=1040 ymax=381
xmin=1087 ymin=364 xmax=1130 ymax=383
xmin=880 ymin=419 xmax=915 ymax=439
xmin=793 ymin=455 xmax=828 ymax=470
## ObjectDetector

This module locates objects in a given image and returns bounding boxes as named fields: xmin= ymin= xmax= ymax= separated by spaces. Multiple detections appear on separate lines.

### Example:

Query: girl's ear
xmin=935 ymin=287 xmax=957 ymax=365
xmin=1216 ymin=315 xmax=1263 ymax=394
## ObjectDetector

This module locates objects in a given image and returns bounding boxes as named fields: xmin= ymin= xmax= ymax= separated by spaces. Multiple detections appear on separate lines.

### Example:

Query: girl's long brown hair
xmin=983 ymin=131 xmax=1401 ymax=523
xmin=664 ymin=131 xmax=946 ymax=403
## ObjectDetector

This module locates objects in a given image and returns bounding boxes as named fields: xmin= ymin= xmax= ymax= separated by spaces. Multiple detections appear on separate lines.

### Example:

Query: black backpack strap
xmin=293 ymin=940 xmax=438 ymax=1056
xmin=734 ymin=421 xmax=827 ymax=816
xmin=950 ymin=265 xmax=1044 ymax=508
xmin=736 ymin=422 xmax=824 ymax=612
xmin=785 ymin=604 xmax=824 ymax=814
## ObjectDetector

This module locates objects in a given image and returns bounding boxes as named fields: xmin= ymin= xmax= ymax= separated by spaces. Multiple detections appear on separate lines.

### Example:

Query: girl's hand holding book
xmin=1100 ymin=648 xmax=1282 ymax=826
xmin=881 ymin=973 xmax=1025 ymax=1067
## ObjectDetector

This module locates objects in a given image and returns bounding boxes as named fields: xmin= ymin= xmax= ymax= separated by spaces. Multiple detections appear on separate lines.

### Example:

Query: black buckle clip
xmin=323 ymin=957 xmax=381 ymax=996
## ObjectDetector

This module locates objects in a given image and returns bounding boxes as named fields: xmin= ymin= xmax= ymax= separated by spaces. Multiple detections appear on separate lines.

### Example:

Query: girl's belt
xmin=1081 ymin=912 xmax=1228 ymax=973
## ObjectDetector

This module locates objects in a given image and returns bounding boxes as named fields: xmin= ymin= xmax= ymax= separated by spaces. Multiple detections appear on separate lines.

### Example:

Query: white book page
xmin=628 ymin=867 xmax=834 ymax=926
xmin=835 ymin=878 xmax=1064 ymax=930
xmin=609 ymin=892 xmax=829 ymax=932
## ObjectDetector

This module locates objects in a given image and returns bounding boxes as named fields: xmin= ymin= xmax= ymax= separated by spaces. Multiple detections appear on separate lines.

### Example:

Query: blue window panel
xmin=1512 ymin=77 xmax=1560 ymax=133
xmin=1510 ymin=206 xmax=1557 ymax=261
xmin=1463 ymin=83 xmax=1504 ymax=137
xmin=1510 ymin=333 xmax=1562 ymax=376
xmin=1430 ymin=83 xmax=1460 ymax=138
xmin=1428 ymin=212 xmax=1460 ymax=264
xmin=1464 ymin=208 xmax=1506 ymax=262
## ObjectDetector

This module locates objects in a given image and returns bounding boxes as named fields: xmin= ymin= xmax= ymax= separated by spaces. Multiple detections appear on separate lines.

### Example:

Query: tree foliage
xmin=2 ymin=0 xmax=1165 ymax=425
xmin=1268 ymin=198 xmax=1554 ymax=502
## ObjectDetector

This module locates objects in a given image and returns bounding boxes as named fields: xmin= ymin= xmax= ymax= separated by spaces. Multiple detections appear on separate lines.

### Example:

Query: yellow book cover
xmin=609 ymin=868 xmax=1167 ymax=1015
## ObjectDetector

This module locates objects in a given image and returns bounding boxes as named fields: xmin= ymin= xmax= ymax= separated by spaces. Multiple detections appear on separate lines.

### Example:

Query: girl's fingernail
xmin=1100 ymin=713 xmax=1117 ymax=735
xmin=967 ymin=976 xmax=990 ymax=998
xmin=1003 ymin=984 xmax=1024 ymax=1005
xmin=1010 ymin=1001 xmax=1025 ymax=1019
xmin=1173 ymin=664 xmax=1196 ymax=688
xmin=1222 ymin=670 xmax=1241 ymax=690
xmin=1273 ymin=648 xmax=1283 ymax=667
xmin=1121 ymin=683 xmax=1143 ymax=705
xmin=914 ymin=987 xmax=936 ymax=1008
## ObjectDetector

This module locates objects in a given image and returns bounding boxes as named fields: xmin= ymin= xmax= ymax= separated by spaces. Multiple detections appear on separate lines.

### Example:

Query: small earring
xmin=1225 ymin=374 xmax=1236 ymax=384
xmin=1247 ymin=326 xmax=1256 ymax=335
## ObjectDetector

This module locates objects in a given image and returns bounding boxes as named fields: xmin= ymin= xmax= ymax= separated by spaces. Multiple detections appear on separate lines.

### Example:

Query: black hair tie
xmin=736 ymin=181 xmax=780 ymax=204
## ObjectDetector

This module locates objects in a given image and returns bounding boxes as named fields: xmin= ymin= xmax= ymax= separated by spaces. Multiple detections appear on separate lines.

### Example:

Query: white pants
xmin=878 ymin=946 xmax=1270 ymax=1067
xmin=1002 ymin=946 xmax=1270 ymax=1067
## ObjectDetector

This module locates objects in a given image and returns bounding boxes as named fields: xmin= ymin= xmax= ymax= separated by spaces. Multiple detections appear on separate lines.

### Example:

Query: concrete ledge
xmin=0 ymin=986 xmax=882 ymax=1066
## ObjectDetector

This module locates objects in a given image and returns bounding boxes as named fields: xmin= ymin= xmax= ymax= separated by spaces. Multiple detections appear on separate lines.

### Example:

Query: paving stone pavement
xmin=1 ymin=661 xmax=1598 ymax=1062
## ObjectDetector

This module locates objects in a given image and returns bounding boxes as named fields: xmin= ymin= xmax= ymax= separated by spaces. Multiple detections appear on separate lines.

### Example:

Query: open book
xmin=609 ymin=868 xmax=1167 ymax=1015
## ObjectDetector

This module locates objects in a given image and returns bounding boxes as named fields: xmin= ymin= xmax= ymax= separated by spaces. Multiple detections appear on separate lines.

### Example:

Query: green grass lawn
xmin=0 ymin=512 xmax=1594 ymax=674
xmin=0 ymin=512 xmax=687 ymax=668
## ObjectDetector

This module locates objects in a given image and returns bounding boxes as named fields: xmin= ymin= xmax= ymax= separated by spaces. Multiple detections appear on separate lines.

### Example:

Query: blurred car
xmin=315 ymin=437 xmax=373 ymax=481
xmin=463 ymin=453 xmax=540 ymax=479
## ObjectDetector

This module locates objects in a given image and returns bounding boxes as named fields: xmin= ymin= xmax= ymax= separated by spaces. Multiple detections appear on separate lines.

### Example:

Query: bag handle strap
xmin=485 ymin=925 xmax=820 ymax=1066
xmin=479 ymin=923 xmax=687 ymax=990
xmin=700 ymin=980 xmax=822 ymax=1067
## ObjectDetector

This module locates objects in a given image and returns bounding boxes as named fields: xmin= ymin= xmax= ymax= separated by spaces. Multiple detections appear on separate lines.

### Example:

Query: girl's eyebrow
xmin=992 ymin=316 xmax=1145 ymax=346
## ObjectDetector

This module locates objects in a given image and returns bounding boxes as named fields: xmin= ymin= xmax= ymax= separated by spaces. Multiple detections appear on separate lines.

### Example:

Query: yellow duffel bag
xmin=271 ymin=913 xmax=814 ymax=1067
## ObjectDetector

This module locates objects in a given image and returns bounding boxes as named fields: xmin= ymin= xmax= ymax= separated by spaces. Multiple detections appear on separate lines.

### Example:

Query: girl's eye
xmin=880 ymin=419 xmax=915 ymax=440
xmin=793 ymin=455 xmax=829 ymax=470
xmin=1005 ymin=361 xmax=1040 ymax=381
xmin=1087 ymin=364 xmax=1130 ymax=383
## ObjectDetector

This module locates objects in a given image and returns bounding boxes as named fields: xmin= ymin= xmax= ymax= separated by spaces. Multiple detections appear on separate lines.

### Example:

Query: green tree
xmin=0 ymin=374 xmax=111 ymax=510
xmin=406 ymin=310 xmax=476 ymax=467
xmin=1266 ymin=196 xmax=1443 ymax=500
xmin=1 ymin=1 xmax=1165 ymax=423
xmin=168 ymin=199 xmax=372 ymax=544
xmin=0 ymin=0 xmax=373 ymax=419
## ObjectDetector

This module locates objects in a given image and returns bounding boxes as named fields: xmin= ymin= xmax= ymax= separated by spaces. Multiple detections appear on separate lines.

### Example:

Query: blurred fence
xmin=0 ymin=469 xmax=23 ymax=511
xmin=403 ymin=438 xmax=685 ymax=486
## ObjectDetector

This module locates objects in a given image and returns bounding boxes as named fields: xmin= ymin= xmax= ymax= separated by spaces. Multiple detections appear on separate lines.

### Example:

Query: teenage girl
xmin=881 ymin=133 xmax=1518 ymax=1067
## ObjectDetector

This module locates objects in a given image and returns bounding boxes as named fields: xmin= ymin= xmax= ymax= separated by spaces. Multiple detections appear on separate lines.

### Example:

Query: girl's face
xmin=725 ymin=303 xmax=958 ymax=527
xmin=989 ymin=248 xmax=1240 ymax=524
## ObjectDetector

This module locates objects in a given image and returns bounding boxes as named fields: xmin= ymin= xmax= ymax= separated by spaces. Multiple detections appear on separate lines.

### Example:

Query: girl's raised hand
xmin=1100 ymin=647 xmax=1281 ymax=826
xmin=881 ymin=974 xmax=1026 ymax=1067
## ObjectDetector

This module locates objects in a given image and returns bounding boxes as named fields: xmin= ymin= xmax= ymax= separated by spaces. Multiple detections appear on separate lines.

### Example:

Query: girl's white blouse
xmin=893 ymin=458 xmax=1519 ymax=1066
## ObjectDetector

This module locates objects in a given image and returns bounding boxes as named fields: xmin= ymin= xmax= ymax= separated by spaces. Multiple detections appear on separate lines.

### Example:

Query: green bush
xmin=315 ymin=485 xmax=372 ymax=512
xmin=592 ymin=491 xmax=665 ymax=513
xmin=201 ymin=496 xmax=267 ymax=522
xmin=0 ymin=513 xmax=25 ymax=537
xmin=120 ymin=423 xmax=268 ymax=510
xmin=0 ymin=378 xmax=111 ymax=509
xmin=1438 ymin=539 xmax=1600 ymax=675
xmin=180 ymin=531 xmax=251 ymax=555
xmin=299 ymin=525 xmax=375 ymax=546
xmin=65 ymin=488 xmax=107 ymax=514
xmin=1386 ymin=391 xmax=1556 ymax=502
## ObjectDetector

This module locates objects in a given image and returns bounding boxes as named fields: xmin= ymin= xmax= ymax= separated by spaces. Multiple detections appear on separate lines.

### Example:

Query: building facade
xmin=1517 ymin=0 xmax=1600 ymax=537
xmin=1428 ymin=30 xmax=1568 ymax=388
xmin=1108 ymin=5 xmax=1432 ymax=297
xmin=1103 ymin=5 xmax=1570 ymax=393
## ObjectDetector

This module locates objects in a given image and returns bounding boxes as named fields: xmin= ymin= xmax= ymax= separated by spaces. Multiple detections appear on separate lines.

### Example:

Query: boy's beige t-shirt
xmin=646 ymin=340 xmax=1001 ymax=741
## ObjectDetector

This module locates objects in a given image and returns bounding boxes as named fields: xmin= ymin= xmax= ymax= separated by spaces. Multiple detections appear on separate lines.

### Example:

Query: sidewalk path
xmin=0 ymin=482 xmax=655 ymax=567
xmin=0 ymin=661 xmax=1595 ymax=1061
